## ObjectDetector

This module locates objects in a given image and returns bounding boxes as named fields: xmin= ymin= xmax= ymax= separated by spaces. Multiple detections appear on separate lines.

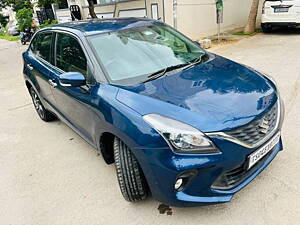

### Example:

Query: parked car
xmin=262 ymin=0 xmax=300 ymax=32
xmin=22 ymin=18 xmax=284 ymax=207
xmin=7 ymin=21 xmax=19 ymax=36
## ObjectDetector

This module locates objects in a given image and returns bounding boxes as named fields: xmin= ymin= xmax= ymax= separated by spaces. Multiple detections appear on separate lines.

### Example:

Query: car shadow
xmin=266 ymin=26 xmax=300 ymax=35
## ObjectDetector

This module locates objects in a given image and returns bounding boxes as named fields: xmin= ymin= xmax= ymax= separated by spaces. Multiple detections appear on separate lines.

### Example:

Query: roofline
xmin=44 ymin=17 xmax=164 ymax=36
xmin=36 ymin=26 xmax=83 ymax=36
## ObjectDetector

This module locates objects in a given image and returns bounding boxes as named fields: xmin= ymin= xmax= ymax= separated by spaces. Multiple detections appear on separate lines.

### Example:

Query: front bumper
xmin=136 ymin=135 xmax=283 ymax=207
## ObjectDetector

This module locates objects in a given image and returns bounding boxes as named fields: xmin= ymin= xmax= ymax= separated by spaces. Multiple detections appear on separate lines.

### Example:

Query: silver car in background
xmin=7 ymin=21 xmax=19 ymax=36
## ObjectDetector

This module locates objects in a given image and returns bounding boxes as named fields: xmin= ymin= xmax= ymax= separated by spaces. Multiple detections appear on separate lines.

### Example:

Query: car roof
xmin=50 ymin=17 xmax=163 ymax=36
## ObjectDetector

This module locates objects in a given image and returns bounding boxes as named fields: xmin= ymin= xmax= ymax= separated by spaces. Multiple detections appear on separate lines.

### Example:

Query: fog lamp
xmin=174 ymin=178 xmax=183 ymax=190
xmin=174 ymin=170 xmax=198 ymax=191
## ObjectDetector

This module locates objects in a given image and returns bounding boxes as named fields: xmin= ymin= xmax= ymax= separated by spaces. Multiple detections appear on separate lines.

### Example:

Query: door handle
xmin=27 ymin=64 xmax=33 ymax=70
xmin=48 ymin=79 xmax=57 ymax=88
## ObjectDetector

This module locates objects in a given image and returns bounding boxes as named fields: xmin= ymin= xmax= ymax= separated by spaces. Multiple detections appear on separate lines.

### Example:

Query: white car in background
xmin=7 ymin=21 xmax=19 ymax=36
xmin=261 ymin=0 xmax=300 ymax=32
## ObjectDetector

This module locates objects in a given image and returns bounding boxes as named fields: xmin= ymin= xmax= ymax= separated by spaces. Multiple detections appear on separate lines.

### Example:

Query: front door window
xmin=55 ymin=33 xmax=87 ymax=76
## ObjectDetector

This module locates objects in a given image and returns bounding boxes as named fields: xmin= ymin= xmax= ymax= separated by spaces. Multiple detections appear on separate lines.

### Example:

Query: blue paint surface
xmin=22 ymin=18 xmax=284 ymax=207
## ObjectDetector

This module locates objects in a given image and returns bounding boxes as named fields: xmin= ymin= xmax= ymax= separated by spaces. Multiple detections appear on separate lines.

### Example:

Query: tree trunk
xmin=87 ymin=0 xmax=98 ymax=18
xmin=244 ymin=0 xmax=260 ymax=33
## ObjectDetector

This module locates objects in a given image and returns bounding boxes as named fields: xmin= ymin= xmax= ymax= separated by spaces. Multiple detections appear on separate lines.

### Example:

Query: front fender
xmin=93 ymin=84 xmax=169 ymax=152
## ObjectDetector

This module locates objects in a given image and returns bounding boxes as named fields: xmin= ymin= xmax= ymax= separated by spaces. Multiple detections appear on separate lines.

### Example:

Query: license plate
xmin=274 ymin=8 xmax=289 ymax=13
xmin=248 ymin=132 xmax=280 ymax=169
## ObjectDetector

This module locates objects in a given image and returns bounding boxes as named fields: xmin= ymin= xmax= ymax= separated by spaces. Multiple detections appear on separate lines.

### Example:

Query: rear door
xmin=24 ymin=31 xmax=56 ymax=106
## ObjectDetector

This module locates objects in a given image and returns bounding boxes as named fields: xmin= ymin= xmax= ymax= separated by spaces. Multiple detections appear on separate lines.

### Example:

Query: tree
xmin=0 ymin=0 xmax=32 ymax=12
xmin=244 ymin=0 xmax=260 ymax=33
xmin=38 ymin=19 xmax=58 ymax=29
xmin=16 ymin=8 xmax=33 ymax=31
xmin=37 ymin=0 xmax=58 ymax=8
xmin=0 ymin=0 xmax=8 ymax=9
xmin=0 ymin=13 xmax=9 ymax=27
xmin=87 ymin=0 xmax=97 ymax=18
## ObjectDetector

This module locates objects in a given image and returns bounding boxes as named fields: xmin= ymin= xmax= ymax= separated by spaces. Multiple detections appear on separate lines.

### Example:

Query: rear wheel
xmin=113 ymin=137 xmax=149 ymax=202
xmin=29 ymin=87 xmax=56 ymax=122
xmin=261 ymin=23 xmax=273 ymax=33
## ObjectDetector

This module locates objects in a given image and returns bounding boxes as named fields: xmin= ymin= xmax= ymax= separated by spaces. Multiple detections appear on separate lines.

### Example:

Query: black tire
xmin=113 ymin=137 xmax=149 ymax=202
xmin=29 ymin=87 xmax=56 ymax=122
xmin=261 ymin=24 xmax=272 ymax=33
xmin=21 ymin=40 xmax=26 ymax=45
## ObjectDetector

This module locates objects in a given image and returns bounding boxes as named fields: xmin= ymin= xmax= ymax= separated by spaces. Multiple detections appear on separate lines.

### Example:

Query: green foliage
xmin=0 ymin=29 xmax=19 ymax=41
xmin=216 ymin=0 xmax=223 ymax=9
xmin=0 ymin=0 xmax=10 ymax=9
xmin=0 ymin=0 xmax=9 ymax=9
xmin=0 ymin=13 xmax=9 ymax=28
xmin=233 ymin=28 xmax=261 ymax=36
xmin=13 ymin=0 xmax=32 ymax=11
xmin=0 ymin=0 xmax=32 ymax=12
xmin=38 ymin=19 xmax=58 ymax=29
xmin=16 ymin=8 xmax=33 ymax=32
xmin=37 ymin=0 xmax=58 ymax=7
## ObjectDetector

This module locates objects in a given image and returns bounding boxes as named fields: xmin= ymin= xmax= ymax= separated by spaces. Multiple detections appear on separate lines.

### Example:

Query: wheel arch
xmin=99 ymin=132 xmax=115 ymax=165
xmin=25 ymin=80 xmax=32 ymax=92
xmin=97 ymin=128 xmax=142 ymax=165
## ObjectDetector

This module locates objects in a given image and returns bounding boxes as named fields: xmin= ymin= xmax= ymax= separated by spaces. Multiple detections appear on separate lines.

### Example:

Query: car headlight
xmin=143 ymin=114 xmax=220 ymax=154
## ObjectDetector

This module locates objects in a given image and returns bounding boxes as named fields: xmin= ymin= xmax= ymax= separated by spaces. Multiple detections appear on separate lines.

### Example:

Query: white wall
xmin=55 ymin=0 xmax=264 ymax=40
xmin=55 ymin=9 xmax=72 ymax=23
xmin=166 ymin=0 xmax=263 ymax=40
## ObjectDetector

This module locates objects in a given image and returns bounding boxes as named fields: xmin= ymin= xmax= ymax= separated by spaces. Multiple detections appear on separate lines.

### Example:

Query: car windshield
xmin=88 ymin=24 xmax=205 ymax=85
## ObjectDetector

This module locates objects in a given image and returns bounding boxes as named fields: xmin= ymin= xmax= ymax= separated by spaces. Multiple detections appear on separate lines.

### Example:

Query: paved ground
xmin=0 ymin=30 xmax=299 ymax=225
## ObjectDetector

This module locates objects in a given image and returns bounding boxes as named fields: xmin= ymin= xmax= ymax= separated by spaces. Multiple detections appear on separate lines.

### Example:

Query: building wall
xmin=84 ymin=0 xmax=146 ymax=18
xmin=54 ymin=0 xmax=263 ymax=40
xmin=163 ymin=0 xmax=173 ymax=25
xmin=55 ymin=9 xmax=72 ymax=23
xmin=166 ymin=0 xmax=263 ymax=40
xmin=145 ymin=0 xmax=164 ymax=20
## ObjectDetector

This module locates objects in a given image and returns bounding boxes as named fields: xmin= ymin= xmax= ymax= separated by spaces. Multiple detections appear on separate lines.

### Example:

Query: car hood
xmin=116 ymin=54 xmax=278 ymax=132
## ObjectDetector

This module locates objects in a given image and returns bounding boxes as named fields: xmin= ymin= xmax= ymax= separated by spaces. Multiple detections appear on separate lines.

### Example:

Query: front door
xmin=50 ymin=32 xmax=97 ymax=145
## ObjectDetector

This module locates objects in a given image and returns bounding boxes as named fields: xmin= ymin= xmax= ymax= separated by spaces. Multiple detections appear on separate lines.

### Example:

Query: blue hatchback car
xmin=22 ymin=18 xmax=284 ymax=207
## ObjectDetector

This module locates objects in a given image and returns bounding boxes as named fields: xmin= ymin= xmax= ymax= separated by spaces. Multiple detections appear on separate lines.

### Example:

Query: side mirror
xmin=59 ymin=72 xmax=86 ymax=87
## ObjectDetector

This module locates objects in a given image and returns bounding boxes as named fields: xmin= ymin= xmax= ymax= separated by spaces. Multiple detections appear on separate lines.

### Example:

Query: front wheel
xmin=113 ymin=137 xmax=149 ymax=202
xmin=21 ymin=40 xmax=26 ymax=45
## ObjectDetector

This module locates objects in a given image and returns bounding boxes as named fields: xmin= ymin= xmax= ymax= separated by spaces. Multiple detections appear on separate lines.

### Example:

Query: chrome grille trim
xmin=207 ymin=101 xmax=280 ymax=149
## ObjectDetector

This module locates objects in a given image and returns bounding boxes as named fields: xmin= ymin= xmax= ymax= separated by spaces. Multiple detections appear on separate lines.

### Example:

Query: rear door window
xmin=55 ymin=33 xmax=87 ymax=76
xmin=30 ymin=35 xmax=38 ymax=54
xmin=31 ymin=32 xmax=53 ymax=63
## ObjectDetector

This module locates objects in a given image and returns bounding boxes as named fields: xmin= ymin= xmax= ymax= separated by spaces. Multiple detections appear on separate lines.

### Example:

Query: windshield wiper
xmin=184 ymin=53 xmax=206 ymax=70
xmin=142 ymin=53 xmax=207 ymax=83
xmin=142 ymin=63 xmax=190 ymax=83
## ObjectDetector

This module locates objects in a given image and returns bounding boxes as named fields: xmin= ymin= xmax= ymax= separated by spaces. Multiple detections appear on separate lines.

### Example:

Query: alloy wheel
xmin=30 ymin=89 xmax=45 ymax=119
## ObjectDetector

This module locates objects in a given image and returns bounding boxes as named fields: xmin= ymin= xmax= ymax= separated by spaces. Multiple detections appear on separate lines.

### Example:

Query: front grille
xmin=225 ymin=102 xmax=278 ymax=146
xmin=211 ymin=149 xmax=274 ymax=190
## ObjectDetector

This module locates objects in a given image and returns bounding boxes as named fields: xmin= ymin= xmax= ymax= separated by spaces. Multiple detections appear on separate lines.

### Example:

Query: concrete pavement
xmin=0 ymin=31 xmax=299 ymax=225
